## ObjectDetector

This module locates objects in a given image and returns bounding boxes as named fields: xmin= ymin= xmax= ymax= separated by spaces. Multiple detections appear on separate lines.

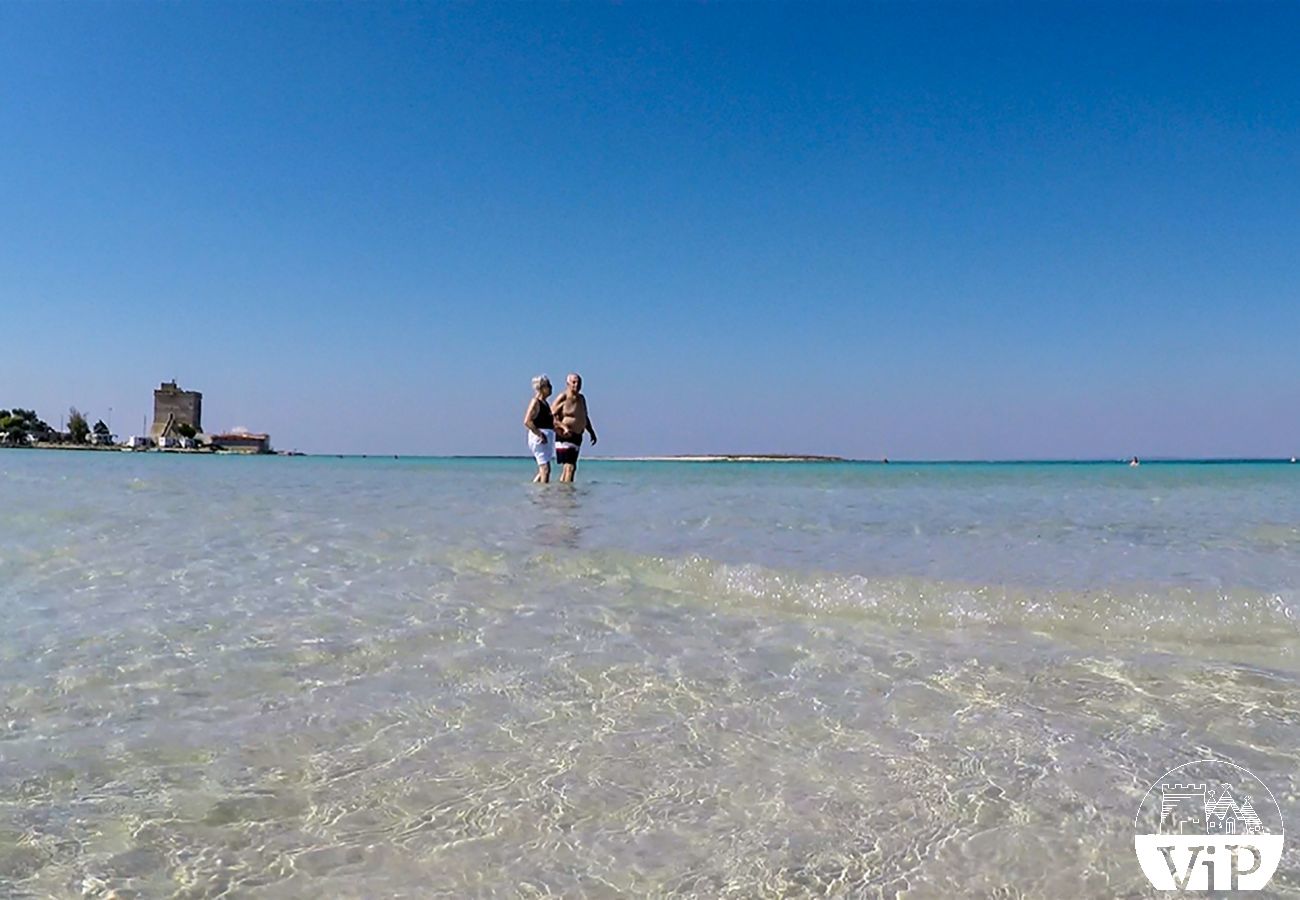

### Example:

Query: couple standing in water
xmin=524 ymin=372 xmax=597 ymax=483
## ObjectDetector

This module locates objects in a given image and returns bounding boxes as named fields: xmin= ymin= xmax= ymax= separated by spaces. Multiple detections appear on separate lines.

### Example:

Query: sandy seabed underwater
xmin=2 ymin=453 xmax=1298 ymax=897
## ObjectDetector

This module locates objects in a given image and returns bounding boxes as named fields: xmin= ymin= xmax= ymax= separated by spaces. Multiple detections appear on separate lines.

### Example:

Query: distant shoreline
xmin=602 ymin=454 xmax=847 ymax=463
xmin=14 ymin=442 xmax=122 ymax=452
xmin=4 ymin=446 xmax=1297 ymax=465
xmin=0 ymin=443 xmax=267 ymax=455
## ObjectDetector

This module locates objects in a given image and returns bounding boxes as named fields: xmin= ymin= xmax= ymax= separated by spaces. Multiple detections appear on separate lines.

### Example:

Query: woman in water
xmin=524 ymin=375 xmax=555 ymax=483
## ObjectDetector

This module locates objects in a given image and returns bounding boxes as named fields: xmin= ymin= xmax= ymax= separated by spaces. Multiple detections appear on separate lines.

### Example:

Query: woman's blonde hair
xmin=532 ymin=374 xmax=551 ymax=392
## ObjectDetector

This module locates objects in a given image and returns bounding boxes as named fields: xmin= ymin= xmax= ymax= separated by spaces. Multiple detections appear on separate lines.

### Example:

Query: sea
xmin=1 ymin=452 xmax=1297 ymax=898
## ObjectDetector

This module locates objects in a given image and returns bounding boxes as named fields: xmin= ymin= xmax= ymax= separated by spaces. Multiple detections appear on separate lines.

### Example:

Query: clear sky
xmin=2 ymin=2 xmax=1297 ymax=458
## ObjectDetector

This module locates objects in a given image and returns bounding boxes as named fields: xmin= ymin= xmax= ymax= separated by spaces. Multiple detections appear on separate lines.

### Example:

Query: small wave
xmin=1250 ymin=524 xmax=1300 ymax=547
xmin=515 ymin=551 xmax=1300 ymax=665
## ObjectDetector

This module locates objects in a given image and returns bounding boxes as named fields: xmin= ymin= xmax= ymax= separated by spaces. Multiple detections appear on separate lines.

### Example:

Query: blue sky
xmin=2 ymin=2 xmax=1297 ymax=458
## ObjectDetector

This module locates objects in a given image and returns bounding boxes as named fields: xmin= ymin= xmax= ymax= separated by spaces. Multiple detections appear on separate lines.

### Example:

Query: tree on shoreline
xmin=0 ymin=408 xmax=51 ymax=445
xmin=68 ymin=407 xmax=90 ymax=444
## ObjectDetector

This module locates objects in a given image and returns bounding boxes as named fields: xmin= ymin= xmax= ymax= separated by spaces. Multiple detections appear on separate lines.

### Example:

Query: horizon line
xmin=291 ymin=454 xmax=1300 ymax=465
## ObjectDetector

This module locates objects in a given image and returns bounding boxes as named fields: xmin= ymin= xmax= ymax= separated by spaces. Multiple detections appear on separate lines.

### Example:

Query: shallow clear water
xmin=1 ymin=453 xmax=1298 ymax=897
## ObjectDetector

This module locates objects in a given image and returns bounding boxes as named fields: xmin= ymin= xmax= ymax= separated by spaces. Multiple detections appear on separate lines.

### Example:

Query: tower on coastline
xmin=150 ymin=381 xmax=202 ymax=438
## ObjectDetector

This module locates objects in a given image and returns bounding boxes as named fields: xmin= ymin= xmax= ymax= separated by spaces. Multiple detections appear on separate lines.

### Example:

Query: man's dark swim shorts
xmin=555 ymin=434 xmax=582 ymax=466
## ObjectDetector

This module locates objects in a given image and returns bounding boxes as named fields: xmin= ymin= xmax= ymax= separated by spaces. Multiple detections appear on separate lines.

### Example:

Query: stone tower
xmin=150 ymin=381 xmax=202 ymax=438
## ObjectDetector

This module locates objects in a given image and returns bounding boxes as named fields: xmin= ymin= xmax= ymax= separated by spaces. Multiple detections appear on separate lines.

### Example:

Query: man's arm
xmin=583 ymin=398 xmax=597 ymax=444
xmin=551 ymin=396 xmax=569 ymax=434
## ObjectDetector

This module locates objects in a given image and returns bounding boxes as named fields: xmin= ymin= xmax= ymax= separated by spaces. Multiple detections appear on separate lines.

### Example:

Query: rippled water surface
xmin=2 ymin=453 xmax=1298 ymax=897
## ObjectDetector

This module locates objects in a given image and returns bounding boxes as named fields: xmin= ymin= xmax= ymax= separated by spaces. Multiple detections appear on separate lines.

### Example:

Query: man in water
xmin=551 ymin=372 xmax=598 ymax=483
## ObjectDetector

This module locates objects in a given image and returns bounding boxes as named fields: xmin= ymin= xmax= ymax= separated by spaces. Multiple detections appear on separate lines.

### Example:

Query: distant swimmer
xmin=1129 ymin=456 xmax=1140 ymax=467
xmin=524 ymin=374 xmax=555 ymax=484
xmin=551 ymin=372 xmax=598 ymax=483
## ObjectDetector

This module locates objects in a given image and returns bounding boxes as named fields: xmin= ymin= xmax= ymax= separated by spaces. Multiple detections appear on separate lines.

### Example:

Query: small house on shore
xmin=211 ymin=432 xmax=272 ymax=454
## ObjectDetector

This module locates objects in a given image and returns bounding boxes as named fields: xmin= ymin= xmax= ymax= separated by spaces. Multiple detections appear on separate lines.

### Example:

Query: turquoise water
xmin=1 ymin=452 xmax=1298 ymax=897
